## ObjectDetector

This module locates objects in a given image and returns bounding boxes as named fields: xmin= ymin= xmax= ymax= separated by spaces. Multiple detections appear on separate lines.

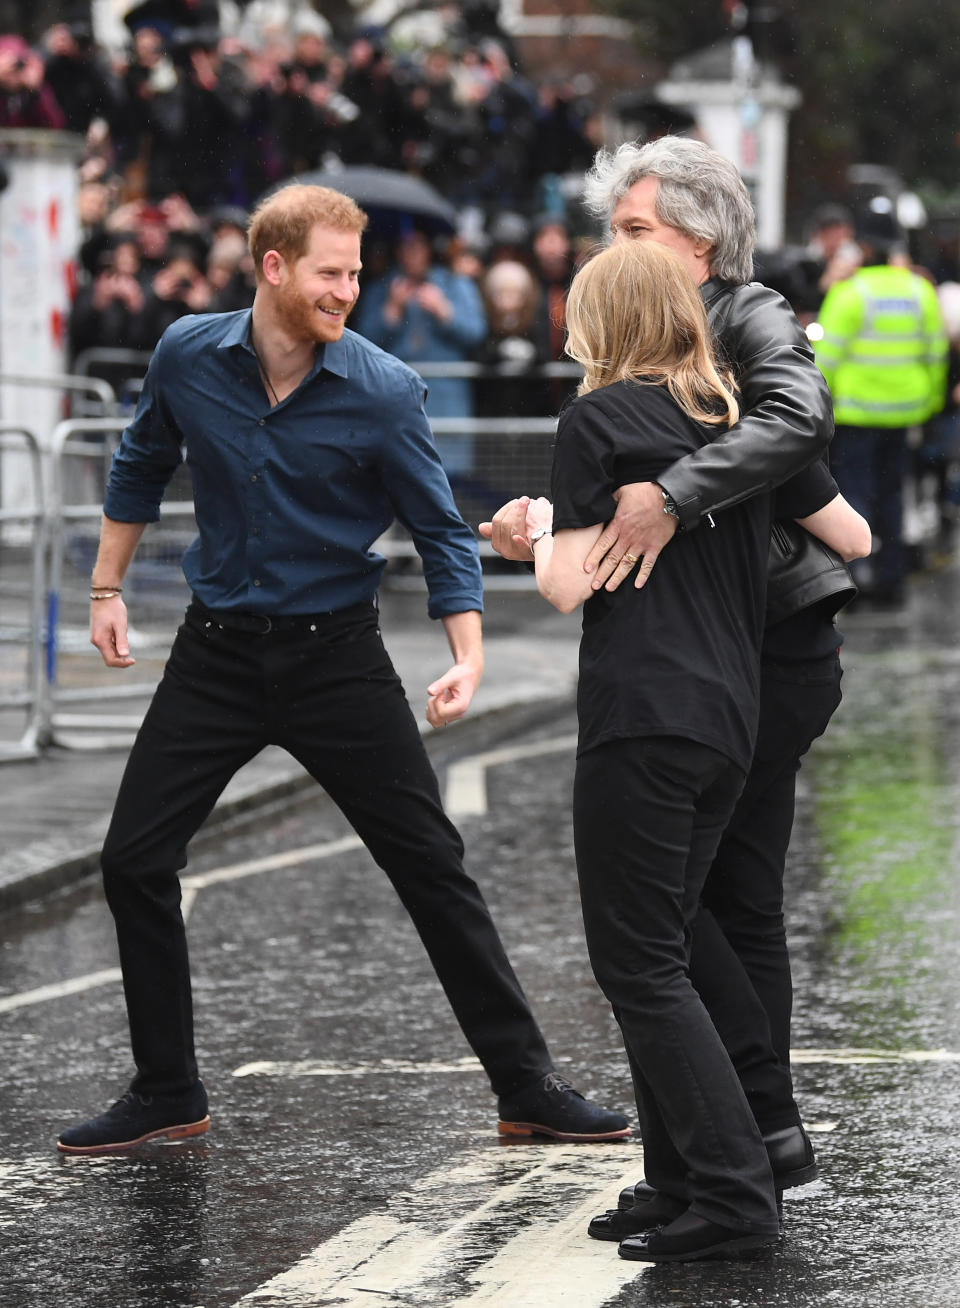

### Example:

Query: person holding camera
xmin=43 ymin=19 xmax=121 ymax=136
xmin=0 ymin=35 xmax=64 ymax=128
xmin=70 ymin=237 xmax=150 ymax=360
xmin=138 ymin=240 xmax=211 ymax=347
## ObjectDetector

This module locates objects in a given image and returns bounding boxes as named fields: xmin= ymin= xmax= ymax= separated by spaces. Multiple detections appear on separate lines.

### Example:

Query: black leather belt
xmin=190 ymin=599 xmax=373 ymax=636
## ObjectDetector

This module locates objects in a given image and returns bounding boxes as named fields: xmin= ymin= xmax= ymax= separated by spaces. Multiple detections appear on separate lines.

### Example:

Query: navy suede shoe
xmin=57 ymin=1082 xmax=209 ymax=1155
xmin=497 ymin=1072 xmax=631 ymax=1141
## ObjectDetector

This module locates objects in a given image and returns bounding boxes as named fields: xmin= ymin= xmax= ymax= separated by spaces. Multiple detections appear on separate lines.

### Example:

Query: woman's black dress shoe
xmin=588 ymin=1193 xmax=685 ymax=1241
xmin=618 ymin=1179 xmax=656 ymax=1210
xmin=618 ymin=1212 xmax=779 ymax=1263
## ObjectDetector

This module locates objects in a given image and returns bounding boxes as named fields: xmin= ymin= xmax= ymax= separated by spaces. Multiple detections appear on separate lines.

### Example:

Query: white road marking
xmin=444 ymin=734 xmax=578 ymax=816
xmin=791 ymin=1047 xmax=960 ymax=1064
xmin=0 ymin=968 xmax=122 ymax=1014
xmin=4 ymin=727 xmax=584 ymax=1014
xmin=226 ymin=1050 xmax=960 ymax=1082
xmin=232 ymin=1142 xmax=646 ymax=1307
xmin=233 ymin=1057 xmax=481 ymax=1078
xmin=0 ymin=836 xmax=363 ymax=1013
xmin=7 ymin=737 xmax=960 ymax=1096
xmin=3 ymin=733 xmax=576 ymax=1014
xmin=182 ymin=834 xmax=364 ymax=891
xmin=179 ymin=836 xmax=363 ymax=921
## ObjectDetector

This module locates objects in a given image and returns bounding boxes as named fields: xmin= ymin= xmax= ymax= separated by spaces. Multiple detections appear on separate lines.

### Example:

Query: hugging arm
xmin=795 ymin=493 xmax=871 ymax=562
xmin=586 ymin=284 xmax=834 ymax=591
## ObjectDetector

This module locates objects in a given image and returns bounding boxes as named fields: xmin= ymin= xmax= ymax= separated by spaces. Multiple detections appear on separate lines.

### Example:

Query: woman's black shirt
xmin=551 ymin=379 xmax=770 ymax=771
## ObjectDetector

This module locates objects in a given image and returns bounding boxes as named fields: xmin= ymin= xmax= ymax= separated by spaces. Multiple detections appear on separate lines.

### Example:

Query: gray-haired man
xmin=484 ymin=137 xmax=853 ymax=1263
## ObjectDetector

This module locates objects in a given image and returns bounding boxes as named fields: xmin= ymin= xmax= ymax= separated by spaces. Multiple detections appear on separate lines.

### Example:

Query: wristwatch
xmin=529 ymin=527 xmax=552 ymax=546
xmin=660 ymin=488 xmax=682 ymax=529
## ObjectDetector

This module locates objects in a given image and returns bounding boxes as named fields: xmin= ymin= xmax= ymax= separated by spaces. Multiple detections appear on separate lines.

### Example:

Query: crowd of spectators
xmin=32 ymin=7 xmax=582 ymax=189
xmin=0 ymin=6 xmax=602 ymax=422
xmin=11 ymin=6 xmax=960 ymax=575
xmin=4 ymin=5 xmax=599 ymax=220
xmin=65 ymin=186 xmax=585 ymax=413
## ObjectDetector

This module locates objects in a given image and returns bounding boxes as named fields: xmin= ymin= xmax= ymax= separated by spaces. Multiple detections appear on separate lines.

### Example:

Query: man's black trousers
xmin=100 ymin=601 xmax=552 ymax=1099
xmin=691 ymin=651 xmax=843 ymax=1132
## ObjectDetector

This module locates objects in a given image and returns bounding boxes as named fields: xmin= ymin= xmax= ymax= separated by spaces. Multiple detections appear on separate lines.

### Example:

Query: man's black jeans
xmin=691 ymin=651 xmax=843 ymax=1132
xmin=574 ymin=735 xmax=780 ymax=1236
xmin=101 ymin=600 xmax=552 ymax=1099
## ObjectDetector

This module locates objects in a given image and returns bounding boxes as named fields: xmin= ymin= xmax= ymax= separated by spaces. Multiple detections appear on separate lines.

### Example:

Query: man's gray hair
xmin=583 ymin=137 xmax=757 ymax=285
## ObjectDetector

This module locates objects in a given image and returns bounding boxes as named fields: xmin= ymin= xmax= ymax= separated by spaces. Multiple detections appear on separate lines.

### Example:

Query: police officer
xmin=816 ymin=205 xmax=948 ymax=605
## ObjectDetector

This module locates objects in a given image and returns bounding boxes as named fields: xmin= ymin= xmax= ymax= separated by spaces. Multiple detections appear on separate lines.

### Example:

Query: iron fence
xmin=0 ymin=424 xmax=48 ymax=759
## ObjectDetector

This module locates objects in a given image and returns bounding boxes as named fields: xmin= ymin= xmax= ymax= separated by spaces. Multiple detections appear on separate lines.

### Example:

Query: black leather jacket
xmin=658 ymin=278 xmax=834 ymax=531
xmin=765 ymin=517 xmax=856 ymax=627
xmin=677 ymin=277 xmax=854 ymax=626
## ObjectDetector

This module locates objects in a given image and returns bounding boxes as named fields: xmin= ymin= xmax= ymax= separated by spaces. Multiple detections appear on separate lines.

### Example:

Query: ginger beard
xmin=275 ymin=273 xmax=355 ymax=344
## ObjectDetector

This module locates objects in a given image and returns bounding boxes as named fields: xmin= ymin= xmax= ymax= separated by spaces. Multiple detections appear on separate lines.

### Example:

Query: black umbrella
xmin=270 ymin=166 xmax=459 ymax=237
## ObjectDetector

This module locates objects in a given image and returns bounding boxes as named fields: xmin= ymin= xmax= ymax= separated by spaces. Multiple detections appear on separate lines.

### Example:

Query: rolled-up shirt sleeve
xmin=380 ymin=372 xmax=483 ymax=619
xmin=103 ymin=334 xmax=185 ymax=523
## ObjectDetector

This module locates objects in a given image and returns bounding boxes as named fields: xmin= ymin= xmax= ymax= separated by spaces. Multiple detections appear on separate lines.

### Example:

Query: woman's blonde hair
xmin=564 ymin=241 xmax=739 ymax=426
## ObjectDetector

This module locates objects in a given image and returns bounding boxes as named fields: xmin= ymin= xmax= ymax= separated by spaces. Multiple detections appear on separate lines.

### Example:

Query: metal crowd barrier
xmin=68 ymin=351 xmax=582 ymax=386
xmin=0 ymin=370 xmax=118 ymax=419
xmin=43 ymin=417 xmax=195 ymax=750
xmin=379 ymin=362 xmax=579 ymax=579
xmin=431 ymin=413 xmax=557 ymax=519
xmin=70 ymin=348 xmax=153 ymax=414
xmin=373 ymin=413 xmax=561 ymax=594
xmin=35 ymin=362 xmax=577 ymax=750
xmin=0 ymin=424 xmax=47 ymax=760
xmin=412 ymin=361 xmax=581 ymax=380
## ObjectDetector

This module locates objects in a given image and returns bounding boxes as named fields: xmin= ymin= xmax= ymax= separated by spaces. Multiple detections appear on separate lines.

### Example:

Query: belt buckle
xmin=256 ymin=614 xmax=273 ymax=635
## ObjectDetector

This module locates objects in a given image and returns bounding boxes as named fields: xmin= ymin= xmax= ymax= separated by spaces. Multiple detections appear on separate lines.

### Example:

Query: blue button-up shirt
xmin=104 ymin=310 xmax=483 ymax=619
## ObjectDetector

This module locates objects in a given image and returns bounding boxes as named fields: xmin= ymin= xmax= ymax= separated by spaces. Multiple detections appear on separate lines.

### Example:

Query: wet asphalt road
xmin=4 ymin=574 xmax=960 ymax=1307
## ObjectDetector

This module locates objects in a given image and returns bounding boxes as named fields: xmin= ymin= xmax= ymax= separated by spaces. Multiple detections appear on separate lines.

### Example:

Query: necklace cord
xmin=251 ymin=333 xmax=281 ymax=407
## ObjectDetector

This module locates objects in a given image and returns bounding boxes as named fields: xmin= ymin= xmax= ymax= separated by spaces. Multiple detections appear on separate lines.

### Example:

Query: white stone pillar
xmin=0 ymin=129 xmax=83 ymax=509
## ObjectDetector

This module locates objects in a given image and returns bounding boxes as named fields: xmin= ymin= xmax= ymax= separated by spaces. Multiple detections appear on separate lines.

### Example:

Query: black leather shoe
xmin=763 ymin=1124 xmax=817 ymax=1189
xmin=618 ymin=1212 xmax=779 ymax=1263
xmin=588 ymin=1194 xmax=685 ymax=1241
xmin=617 ymin=1123 xmax=817 ymax=1208
xmin=618 ymin=1179 xmax=657 ymax=1209
xmin=497 ymin=1072 xmax=631 ymax=1141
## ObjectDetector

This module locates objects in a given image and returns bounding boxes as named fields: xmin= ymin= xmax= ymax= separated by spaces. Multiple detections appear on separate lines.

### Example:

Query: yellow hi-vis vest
xmin=814 ymin=264 xmax=948 ymax=427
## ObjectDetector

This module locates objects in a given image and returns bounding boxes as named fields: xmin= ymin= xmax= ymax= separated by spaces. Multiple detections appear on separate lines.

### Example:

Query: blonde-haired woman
xmin=521 ymin=240 xmax=782 ymax=1261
